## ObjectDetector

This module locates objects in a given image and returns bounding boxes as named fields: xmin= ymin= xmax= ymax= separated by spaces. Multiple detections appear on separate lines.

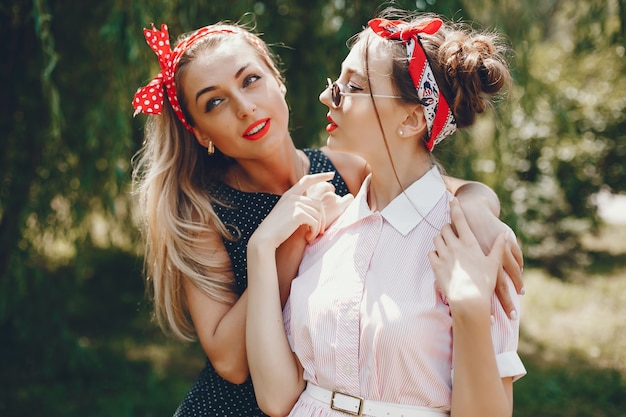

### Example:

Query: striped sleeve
xmin=491 ymin=277 xmax=526 ymax=381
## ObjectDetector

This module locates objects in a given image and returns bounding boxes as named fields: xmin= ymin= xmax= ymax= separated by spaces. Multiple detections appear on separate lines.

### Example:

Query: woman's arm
xmin=247 ymin=173 xmax=346 ymax=416
xmin=275 ymin=225 xmax=309 ymax=305
xmin=185 ymin=217 xmax=315 ymax=385
xmin=429 ymin=199 xmax=514 ymax=417
xmin=183 ymin=230 xmax=249 ymax=384
xmin=247 ymin=240 xmax=306 ymax=416
xmin=443 ymin=177 xmax=524 ymax=318
xmin=444 ymin=176 xmax=501 ymax=216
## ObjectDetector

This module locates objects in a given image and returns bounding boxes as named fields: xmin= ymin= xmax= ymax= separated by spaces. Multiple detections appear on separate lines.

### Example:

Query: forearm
xmin=450 ymin=303 xmax=512 ymax=417
xmin=246 ymin=239 xmax=304 ymax=416
xmin=275 ymin=226 xmax=308 ymax=306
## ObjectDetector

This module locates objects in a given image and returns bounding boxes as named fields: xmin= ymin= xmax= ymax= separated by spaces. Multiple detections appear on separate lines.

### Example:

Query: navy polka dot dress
xmin=173 ymin=149 xmax=350 ymax=417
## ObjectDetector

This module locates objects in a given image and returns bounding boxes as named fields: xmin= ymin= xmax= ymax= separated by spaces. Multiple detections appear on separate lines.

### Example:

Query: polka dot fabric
xmin=172 ymin=149 xmax=349 ymax=416
xmin=132 ymin=23 xmax=240 ymax=132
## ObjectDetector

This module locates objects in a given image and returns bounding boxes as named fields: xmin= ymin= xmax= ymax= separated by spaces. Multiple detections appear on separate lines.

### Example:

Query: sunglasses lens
xmin=327 ymin=78 xmax=342 ymax=108
xmin=332 ymin=83 xmax=341 ymax=107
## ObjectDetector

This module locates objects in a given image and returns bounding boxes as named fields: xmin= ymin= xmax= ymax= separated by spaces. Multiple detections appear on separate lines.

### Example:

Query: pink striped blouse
xmin=284 ymin=167 xmax=525 ymax=416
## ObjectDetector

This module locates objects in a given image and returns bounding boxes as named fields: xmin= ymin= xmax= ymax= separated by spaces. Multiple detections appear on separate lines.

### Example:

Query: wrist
xmin=248 ymin=234 xmax=278 ymax=257
xmin=449 ymin=297 xmax=492 ymax=324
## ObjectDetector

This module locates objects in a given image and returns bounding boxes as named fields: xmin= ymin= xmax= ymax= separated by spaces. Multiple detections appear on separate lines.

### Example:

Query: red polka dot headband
xmin=368 ymin=18 xmax=457 ymax=150
xmin=132 ymin=23 xmax=255 ymax=133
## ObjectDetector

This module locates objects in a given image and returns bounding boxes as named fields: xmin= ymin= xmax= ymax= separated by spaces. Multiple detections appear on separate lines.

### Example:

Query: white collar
xmin=333 ymin=166 xmax=447 ymax=236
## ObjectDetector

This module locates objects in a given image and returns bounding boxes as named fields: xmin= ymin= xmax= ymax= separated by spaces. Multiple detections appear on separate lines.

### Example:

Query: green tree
xmin=2 ymin=0 xmax=625 ymax=415
xmin=438 ymin=0 xmax=626 ymax=274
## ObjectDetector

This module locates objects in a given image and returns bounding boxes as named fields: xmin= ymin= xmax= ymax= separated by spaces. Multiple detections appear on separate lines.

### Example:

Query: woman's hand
xmin=451 ymin=180 xmax=524 ymax=314
xmin=457 ymin=196 xmax=524 ymax=319
xmin=250 ymin=172 xmax=343 ymax=250
xmin=494 ymin=228 xmax=524 ymax=318
xmin=304 ymin=177 xmax=353 ymax=238
xmin=465 ymin=211 xmax=524 ymax=319
xmin=429 ymin=198 xmax=507 ymax=313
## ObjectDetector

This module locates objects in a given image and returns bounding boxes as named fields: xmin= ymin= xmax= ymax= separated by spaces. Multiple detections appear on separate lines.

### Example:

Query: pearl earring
xmin=398 ymin=129 xmax=404 ymax=137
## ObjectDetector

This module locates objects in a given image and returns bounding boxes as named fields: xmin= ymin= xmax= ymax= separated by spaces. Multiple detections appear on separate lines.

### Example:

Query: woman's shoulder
xmin=317 ymin=146 xmax=369 ymax=196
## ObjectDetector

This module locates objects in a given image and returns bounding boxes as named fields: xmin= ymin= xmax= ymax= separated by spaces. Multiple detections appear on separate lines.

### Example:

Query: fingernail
xmin=510 ymin=310 xmax=518 ymax=321
xmin=490 ymin=315 xmax=495 ymax=325
xmin=519 ymin=287 xmax=525 ymax=296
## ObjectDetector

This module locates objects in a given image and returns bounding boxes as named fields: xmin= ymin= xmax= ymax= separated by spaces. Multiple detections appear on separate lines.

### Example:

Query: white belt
xmin=304 ymin=383 xmax=449 ymax=417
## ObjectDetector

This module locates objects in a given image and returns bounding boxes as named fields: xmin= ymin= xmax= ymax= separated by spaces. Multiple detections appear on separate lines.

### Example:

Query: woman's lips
xmin=243 ymin=118 xmax=270 ymax=141
xmin=326 ymin=114 xmax=337 ymax=133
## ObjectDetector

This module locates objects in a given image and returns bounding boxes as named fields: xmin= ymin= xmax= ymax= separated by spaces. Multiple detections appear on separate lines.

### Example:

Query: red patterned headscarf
xmin=132 ymin=24 xmax=262 ymax=133
xmin=368 ymin=18 xmax=457 ymax=150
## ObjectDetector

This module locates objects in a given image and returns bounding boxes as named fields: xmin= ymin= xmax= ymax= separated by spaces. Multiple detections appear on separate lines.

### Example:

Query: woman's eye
xmin=347 ymin=83 xmax=364 ymax=93
xmin=205 ymin=98 xmax=224 ymax=112
xmin=243 ymin=74 xmax=261 ymax=88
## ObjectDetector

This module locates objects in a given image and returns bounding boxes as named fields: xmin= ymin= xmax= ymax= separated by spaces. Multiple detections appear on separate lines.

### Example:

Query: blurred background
xmin=1 ymin=0 xmax=625 ymax=415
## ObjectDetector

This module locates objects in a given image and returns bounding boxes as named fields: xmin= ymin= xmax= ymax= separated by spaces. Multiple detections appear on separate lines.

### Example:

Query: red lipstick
xmin=326 ymin=114 xmax=337 ymax=133
xmin=243 ymin=118 xmax=270 ymax=141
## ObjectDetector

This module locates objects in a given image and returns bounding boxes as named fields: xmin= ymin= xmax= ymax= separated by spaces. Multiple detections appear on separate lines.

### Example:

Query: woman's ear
xmin=192 ymin=127 xmax=211 ymax=148
xmin=399 ymin=104 xmax=427 ymax=138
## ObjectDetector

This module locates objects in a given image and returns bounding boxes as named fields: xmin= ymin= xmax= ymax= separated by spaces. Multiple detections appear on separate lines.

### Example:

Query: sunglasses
xmin=326 ymin=78 xmax=402 ymax=109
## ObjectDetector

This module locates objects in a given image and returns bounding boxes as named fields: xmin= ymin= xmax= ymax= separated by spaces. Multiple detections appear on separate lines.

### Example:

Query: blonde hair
xmin=132 ymin=23 xmax=283 ymax=342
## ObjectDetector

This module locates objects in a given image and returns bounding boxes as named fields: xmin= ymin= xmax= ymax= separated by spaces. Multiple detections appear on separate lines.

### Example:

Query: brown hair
xmin=355 ymin=8 xmax=511 ymax=130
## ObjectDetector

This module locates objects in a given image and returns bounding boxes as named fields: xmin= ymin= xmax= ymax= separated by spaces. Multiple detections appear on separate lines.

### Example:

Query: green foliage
xmin=0 ymin=246 xmax=191 ymax=416
xmin=436 ymin=0 xmax=626 ymax=275
xmin=515 ymin=351 xmax=626 ymax=417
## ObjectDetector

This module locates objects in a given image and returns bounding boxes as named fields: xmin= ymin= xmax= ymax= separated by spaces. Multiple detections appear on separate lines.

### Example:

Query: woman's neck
xmin=230 ymin=144 xmax=307 ymax=195
xmin=366 ymin=152 xmax=433 ymax=211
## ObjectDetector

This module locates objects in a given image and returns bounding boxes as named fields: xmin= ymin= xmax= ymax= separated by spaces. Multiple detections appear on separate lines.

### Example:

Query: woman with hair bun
xmin=247 ymin=8 xmax=526 ymax=417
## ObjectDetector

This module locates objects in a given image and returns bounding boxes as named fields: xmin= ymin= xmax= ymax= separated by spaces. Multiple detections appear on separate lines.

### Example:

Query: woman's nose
xmin=319 ymin=85 xmax=332 ymax=107
xmin=235 ymin=94 xmax=256 ymax=118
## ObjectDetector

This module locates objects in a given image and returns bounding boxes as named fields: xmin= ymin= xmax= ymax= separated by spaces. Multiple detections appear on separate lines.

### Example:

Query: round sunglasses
xmin=326 ymin=78 xmax=402 ymax=109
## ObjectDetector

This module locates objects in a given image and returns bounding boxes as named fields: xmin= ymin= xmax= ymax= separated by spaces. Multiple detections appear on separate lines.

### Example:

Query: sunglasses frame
xmin=326 ymin=78 xmax=402 ymax=109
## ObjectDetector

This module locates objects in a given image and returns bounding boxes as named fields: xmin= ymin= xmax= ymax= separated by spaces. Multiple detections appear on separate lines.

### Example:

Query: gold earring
xmin=207 ymin=140 xmax=214 ymax=155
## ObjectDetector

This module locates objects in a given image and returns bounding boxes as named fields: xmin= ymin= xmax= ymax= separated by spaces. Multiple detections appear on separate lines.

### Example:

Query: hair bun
xmin=437 ymin=30 xmax=511 ymax=128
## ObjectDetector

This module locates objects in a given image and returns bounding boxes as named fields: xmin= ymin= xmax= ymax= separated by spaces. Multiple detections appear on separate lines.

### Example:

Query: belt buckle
xmin=330 ymin=391 xmax=364 ymax=416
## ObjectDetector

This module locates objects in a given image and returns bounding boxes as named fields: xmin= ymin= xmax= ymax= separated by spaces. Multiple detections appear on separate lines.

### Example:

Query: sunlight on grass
xmin=519 ymin=267 xmax=626 ymax=373
xmin=581 ymin=222 xmax=626 ymax=254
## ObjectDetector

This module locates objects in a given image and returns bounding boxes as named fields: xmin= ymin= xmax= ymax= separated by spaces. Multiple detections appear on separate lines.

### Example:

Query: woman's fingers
xmin=293 ymin=172 xmax=335 ymax=197
xmin=505 ymin=232 xmax=525 ymax=294
xmin=494 ymin=267 xmax=519 ymax=320
xmin=449 ymin=198 xmax=474 ymax=240
xmin=304 ymin=179 xmax=335 ymax=200
xmin=486 ymin=232 xmax=507 ymax=263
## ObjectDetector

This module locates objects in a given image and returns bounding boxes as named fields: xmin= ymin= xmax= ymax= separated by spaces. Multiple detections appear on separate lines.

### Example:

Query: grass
xmin=513 ymin=223 xmax=626 ymax=416
xmin=519 ymin=268 xmax=626 ymax=373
